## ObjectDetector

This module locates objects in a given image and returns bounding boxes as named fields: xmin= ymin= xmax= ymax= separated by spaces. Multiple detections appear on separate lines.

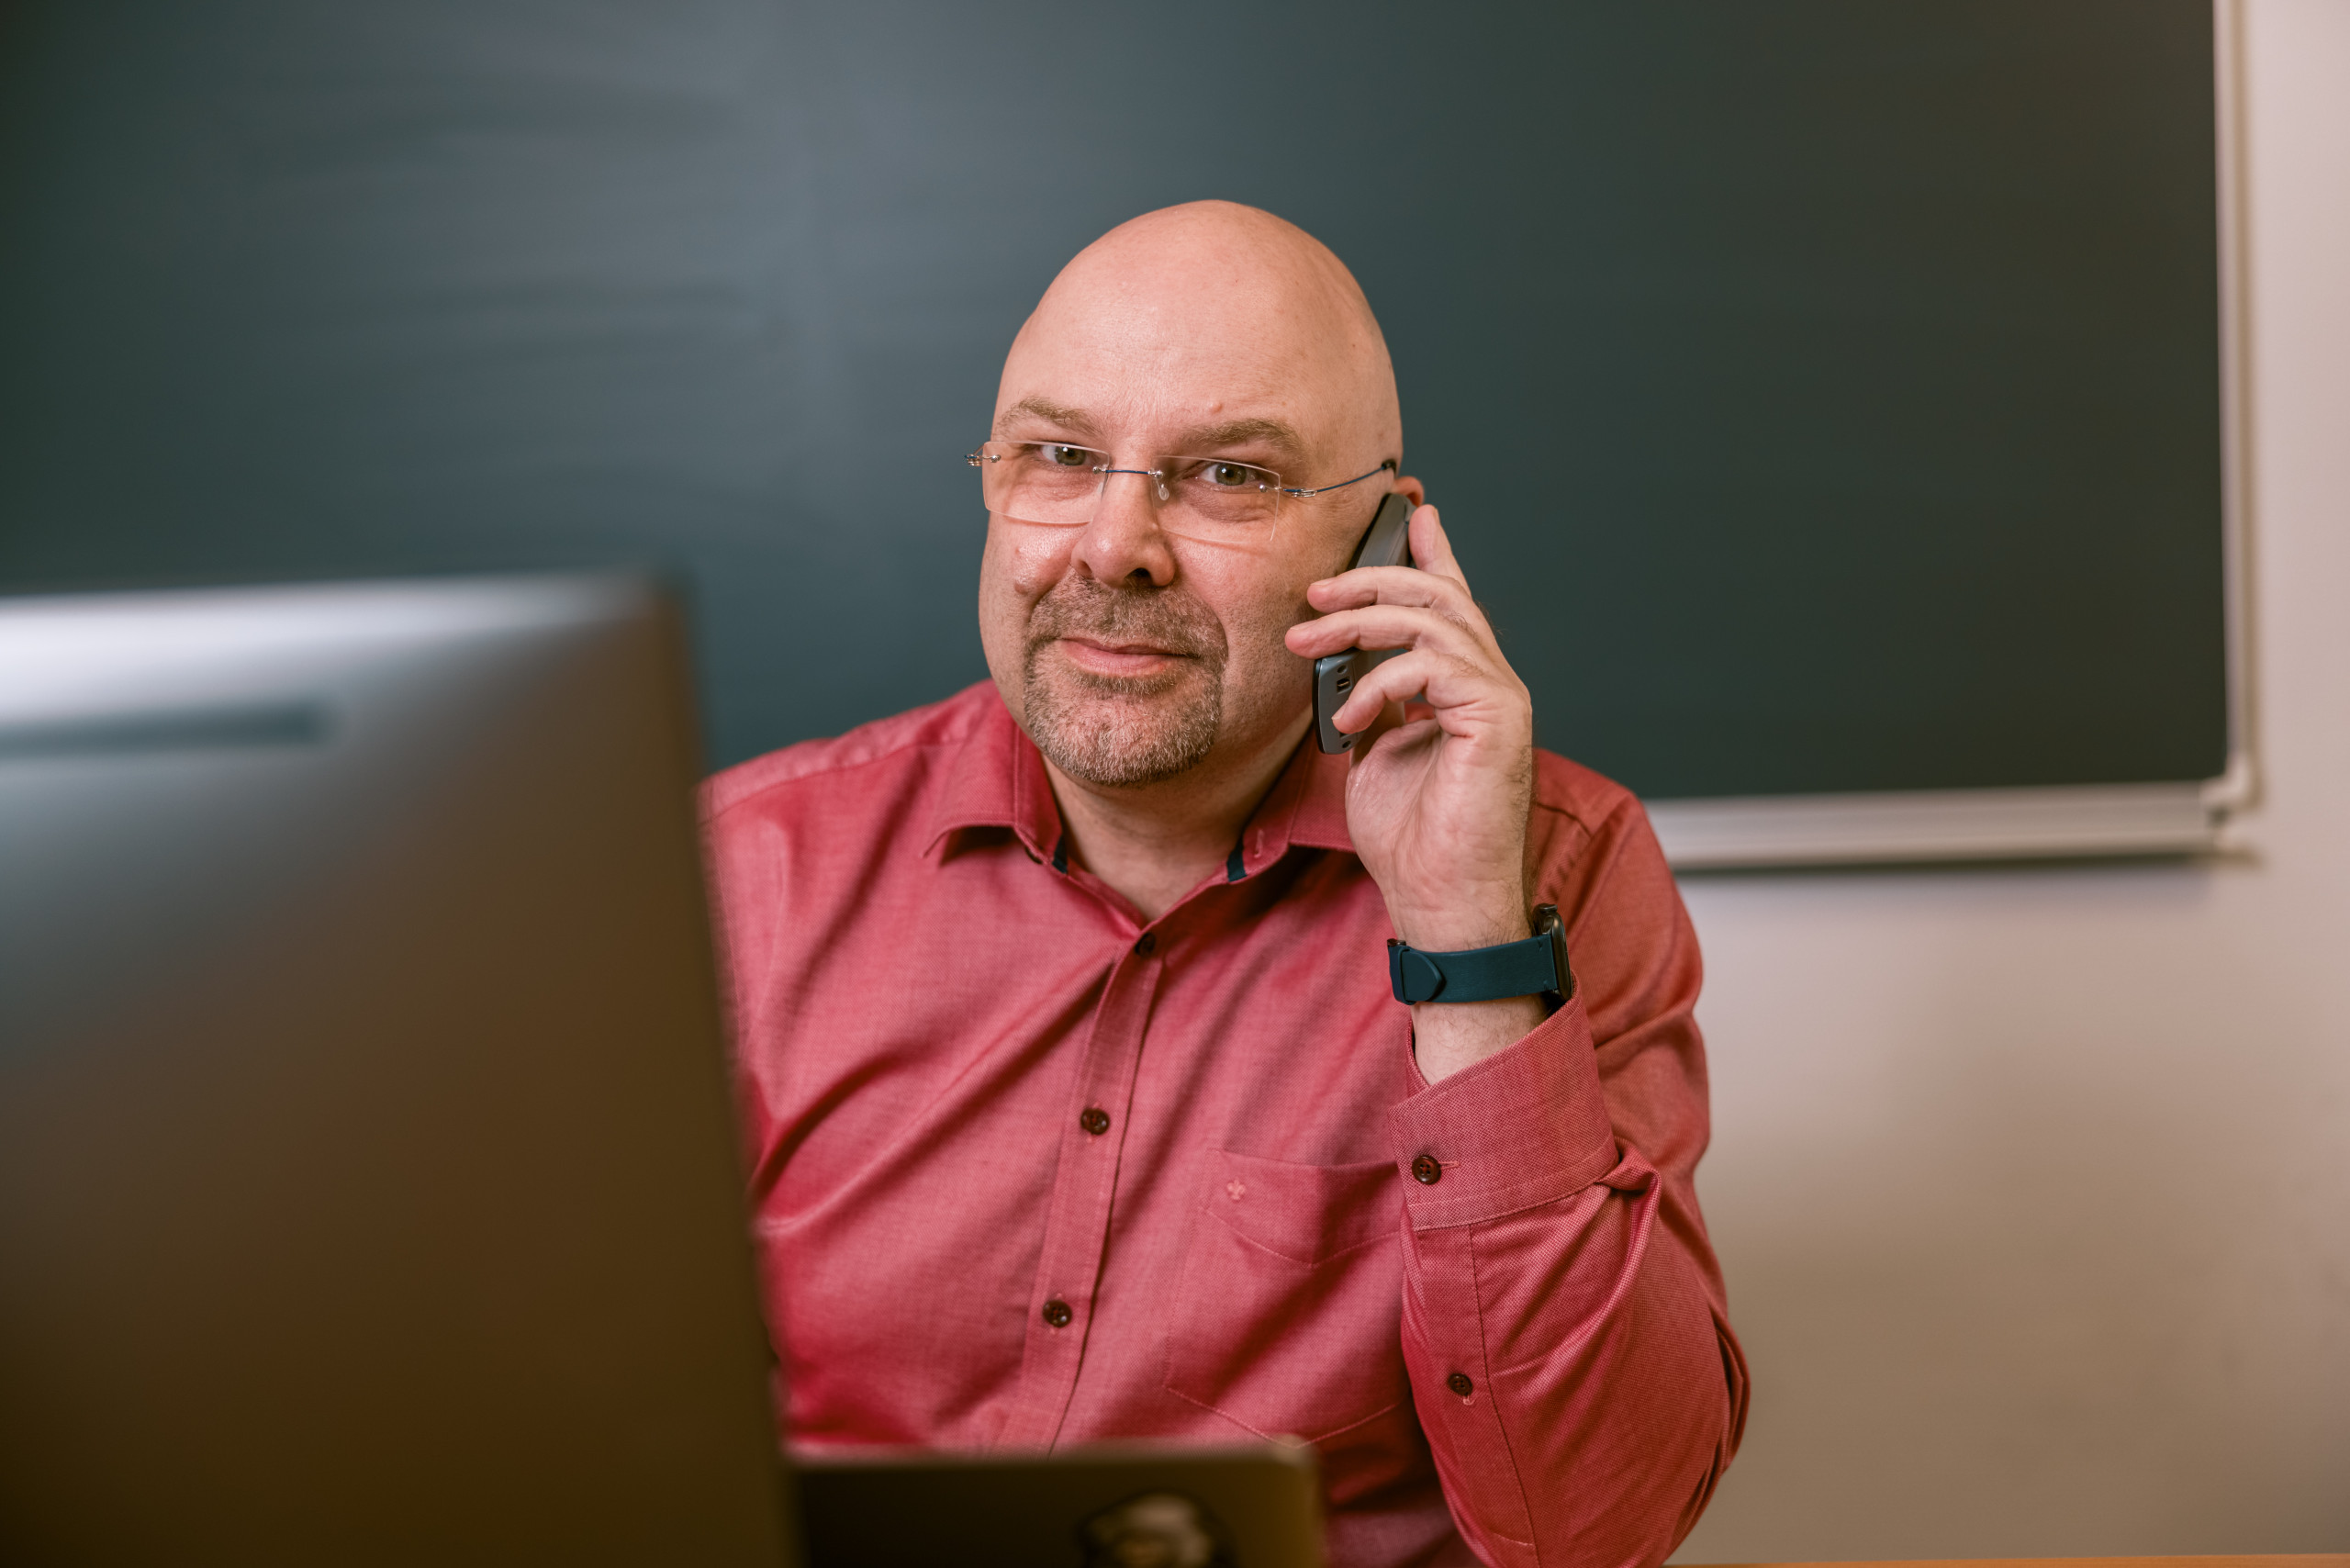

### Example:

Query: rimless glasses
xmin=968 ymin=441 xmax=1396 ymax=546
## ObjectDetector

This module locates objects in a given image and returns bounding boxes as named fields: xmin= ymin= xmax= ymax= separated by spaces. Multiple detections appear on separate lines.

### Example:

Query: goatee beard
xmin=1021 ymin=577 xmax=1227 ymax=788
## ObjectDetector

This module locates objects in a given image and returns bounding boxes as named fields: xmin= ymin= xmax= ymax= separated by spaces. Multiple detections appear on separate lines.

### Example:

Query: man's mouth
xmin=1053 ymin=635 xmax=1192 ymax=678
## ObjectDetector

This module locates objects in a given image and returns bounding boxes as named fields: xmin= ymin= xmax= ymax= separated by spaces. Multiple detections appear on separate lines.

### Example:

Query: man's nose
xmin=1071 ymin=467 xmax=1177 ymax=588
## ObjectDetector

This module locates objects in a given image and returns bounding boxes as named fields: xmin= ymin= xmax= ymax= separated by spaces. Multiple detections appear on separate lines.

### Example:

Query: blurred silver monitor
xmin=0 ymin=576 xmax=798 ymax=1565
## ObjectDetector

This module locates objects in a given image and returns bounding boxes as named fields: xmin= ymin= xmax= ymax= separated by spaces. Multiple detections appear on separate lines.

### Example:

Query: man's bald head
xmin=998 ymin=201 xmax=1402 ymax=483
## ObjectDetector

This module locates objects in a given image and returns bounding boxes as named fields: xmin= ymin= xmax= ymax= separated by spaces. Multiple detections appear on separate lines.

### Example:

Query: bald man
xmin=704 ymin=203 xmax=1747 ymax=1568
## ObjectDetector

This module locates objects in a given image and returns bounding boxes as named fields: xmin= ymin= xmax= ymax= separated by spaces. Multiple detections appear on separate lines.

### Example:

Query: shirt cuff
xmin=1385 ymin=998 xmax=1619 ymax=1230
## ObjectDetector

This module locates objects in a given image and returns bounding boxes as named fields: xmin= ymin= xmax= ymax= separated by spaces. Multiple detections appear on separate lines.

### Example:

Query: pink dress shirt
xmin=702 ymin=682 xmax=1747 ymax=1568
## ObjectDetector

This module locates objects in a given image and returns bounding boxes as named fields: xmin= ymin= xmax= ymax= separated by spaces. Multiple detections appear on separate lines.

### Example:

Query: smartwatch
xmin=1387 ymin=903 xmax=1573 ymax=1006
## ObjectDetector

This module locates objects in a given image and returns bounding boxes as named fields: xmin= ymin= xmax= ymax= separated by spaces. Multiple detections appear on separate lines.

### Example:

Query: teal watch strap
xmin=1387 ymin=904 xmax=1573 ymax=1005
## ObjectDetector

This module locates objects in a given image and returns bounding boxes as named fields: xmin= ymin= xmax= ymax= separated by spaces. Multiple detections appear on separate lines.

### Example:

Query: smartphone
xmin=1313 ymin=490 xmax=1416 ymax=754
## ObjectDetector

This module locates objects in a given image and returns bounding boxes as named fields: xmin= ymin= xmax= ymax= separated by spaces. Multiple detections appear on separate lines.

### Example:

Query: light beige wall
xmin=1672 ymin=1 xmax=2350 ymax=1557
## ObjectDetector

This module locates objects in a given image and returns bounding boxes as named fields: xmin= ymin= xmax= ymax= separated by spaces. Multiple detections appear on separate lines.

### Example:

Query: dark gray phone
xmin=1313 ymin=490 xmax=1416 ymax=754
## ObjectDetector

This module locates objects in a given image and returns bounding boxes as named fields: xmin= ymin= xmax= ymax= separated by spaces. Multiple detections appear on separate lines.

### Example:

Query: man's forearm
xmin=1386 ymin=1000 xmax=1746 ymax=1568
xmin=1402 ymin=1155 xmax=1740 ymax=1567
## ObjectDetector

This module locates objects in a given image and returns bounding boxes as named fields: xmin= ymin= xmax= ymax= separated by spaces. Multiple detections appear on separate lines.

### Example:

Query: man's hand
xmin=1282 ymin=502 xmax=1547 ymax=1081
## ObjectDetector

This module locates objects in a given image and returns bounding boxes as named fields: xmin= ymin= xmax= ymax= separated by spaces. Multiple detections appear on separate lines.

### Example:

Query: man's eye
xmin=1205 ymin=463 xmax=1255 ymax=487
xmin=1040 ymin=444 xmax=1093 ymax=467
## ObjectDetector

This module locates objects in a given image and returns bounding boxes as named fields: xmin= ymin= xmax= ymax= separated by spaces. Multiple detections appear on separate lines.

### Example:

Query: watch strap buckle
xmin=1386 ymin=903 xmax=1574 ymax=1006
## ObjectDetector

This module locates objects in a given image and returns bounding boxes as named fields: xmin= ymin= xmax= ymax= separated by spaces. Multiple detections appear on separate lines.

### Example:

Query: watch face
xmin=1533 ymin=904 xmax=1572 ymax=1001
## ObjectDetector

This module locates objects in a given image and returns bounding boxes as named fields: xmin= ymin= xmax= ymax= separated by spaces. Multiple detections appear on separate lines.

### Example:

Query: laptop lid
xmin=797 ymin=1442 xmax=1325 ymax=1568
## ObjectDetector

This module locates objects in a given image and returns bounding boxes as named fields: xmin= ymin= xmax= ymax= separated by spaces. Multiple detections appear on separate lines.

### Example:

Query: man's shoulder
xmin=1526 ymin=746 xmax=1671 ymax=901
xmin=701 ymin=680 xmax=1001 ymax=825
xmin=1528 ymin=747 xmax=1643 ymax=841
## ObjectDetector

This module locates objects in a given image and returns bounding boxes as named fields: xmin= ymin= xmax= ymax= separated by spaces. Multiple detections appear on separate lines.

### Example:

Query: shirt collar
xmin=921 ymin=691 xmax=1358 ymax=872
xmin=1236 ymin=730 xmax=1355 ymax=872
xmin=922 ymin=692 xmax=1065 ymax=864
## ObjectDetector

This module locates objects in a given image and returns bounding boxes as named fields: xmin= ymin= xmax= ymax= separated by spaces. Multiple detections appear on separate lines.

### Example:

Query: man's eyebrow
xmin=992 ymin=404 xmax=1310 ymax=466
xmin=1169 ymin=418 xmax=1308 ymax=465
xmin=996 ymin=398 xmax=1102 ymax=441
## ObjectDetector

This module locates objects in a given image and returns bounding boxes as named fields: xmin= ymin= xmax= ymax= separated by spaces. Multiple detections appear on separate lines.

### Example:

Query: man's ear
xmin=1393 ymin=473 xmax=1428 ymax=507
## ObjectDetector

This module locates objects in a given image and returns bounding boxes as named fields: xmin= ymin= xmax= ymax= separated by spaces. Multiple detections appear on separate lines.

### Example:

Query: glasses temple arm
xmin=1281 ymin=459 xmax=1400 ymax=498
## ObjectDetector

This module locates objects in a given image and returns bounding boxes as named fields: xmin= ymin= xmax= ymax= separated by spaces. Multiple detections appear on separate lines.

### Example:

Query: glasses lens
xmin=971 ymin=443 xmax=1285 ymax=541
xmin=978 ymin=441 xmax=1102 ymax=525
xmin=1159 ymin=456 xmax=1281 ymax=541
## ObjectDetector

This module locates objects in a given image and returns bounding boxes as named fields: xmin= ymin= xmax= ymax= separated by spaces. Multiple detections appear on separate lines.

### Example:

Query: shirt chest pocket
xmin=1162 ymin=1148 xmax=1410 ymax=1443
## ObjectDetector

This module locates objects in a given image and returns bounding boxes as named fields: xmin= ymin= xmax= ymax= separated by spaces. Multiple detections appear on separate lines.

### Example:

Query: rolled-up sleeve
xmin=1387 ymin=799 xmax=1748 ymax=1568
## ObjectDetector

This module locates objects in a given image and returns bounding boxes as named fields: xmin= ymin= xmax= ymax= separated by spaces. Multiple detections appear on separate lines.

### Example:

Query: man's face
xmin=977 ymin=218 xmax=1408 ymax=790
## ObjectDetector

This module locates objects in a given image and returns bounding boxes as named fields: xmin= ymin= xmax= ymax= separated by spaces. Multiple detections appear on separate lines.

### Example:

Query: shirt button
xmin=1410 ymin=1153 xmax=1443 ymax=1185
xmin=1134 ymin=932 xmax=1157 ymax=956
xmin=1041 ymin=1299 xmax=1074 ymax=1328
xmin=1447 ymin=1372 xmax=1474 ymax=1397
xmin=1079 ymin=1106 xmax=1111 ymax=1136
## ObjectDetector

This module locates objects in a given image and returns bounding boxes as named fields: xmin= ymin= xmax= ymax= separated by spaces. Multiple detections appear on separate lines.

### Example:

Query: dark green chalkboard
xmin=0 ymin=0 xmax=2228 ymax=800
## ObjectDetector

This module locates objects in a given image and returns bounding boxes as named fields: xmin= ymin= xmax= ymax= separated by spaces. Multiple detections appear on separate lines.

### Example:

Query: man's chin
xmin=1022 ymin=666 xmax=1222 ymax=789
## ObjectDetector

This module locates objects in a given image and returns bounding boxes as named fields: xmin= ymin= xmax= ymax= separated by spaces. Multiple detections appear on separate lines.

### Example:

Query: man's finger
xmin=1304 ymin=568 xmax=1495 ymax=657
xmin=1345 ymin=693 xmax=1416 ymax=760
xmin=1408 ymin=504 xmax=1471 ymax=589
xmin=1329 ymin=644 xmax=1522 ymax=738
xmin=1306 ymin=563 xmax=1480 ymax=616
xmin=1284 ymin=601 xmax=1491 ymax=664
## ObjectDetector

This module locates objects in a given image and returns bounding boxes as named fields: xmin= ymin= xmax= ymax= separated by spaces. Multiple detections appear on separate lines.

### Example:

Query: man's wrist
xmin=1391 ymin=893 xmax=1558 ymax=1082
xmin=1412 ymin=993 xmax=1550 ymax=1082
xmin=1390 ymin=891 xmax=1530 ymax=954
